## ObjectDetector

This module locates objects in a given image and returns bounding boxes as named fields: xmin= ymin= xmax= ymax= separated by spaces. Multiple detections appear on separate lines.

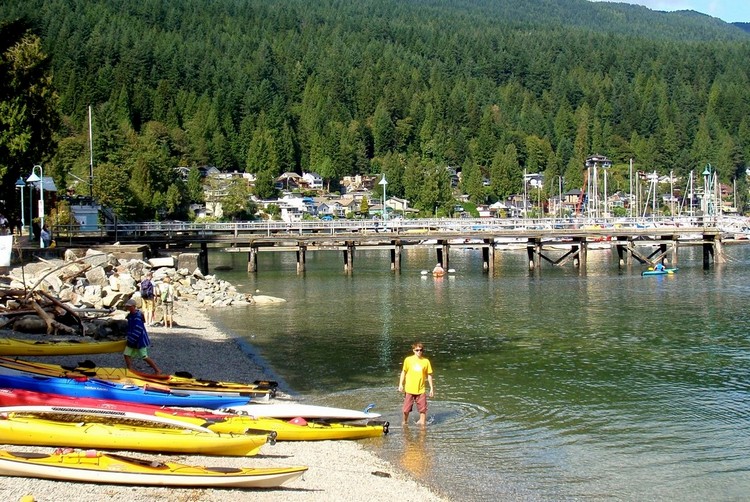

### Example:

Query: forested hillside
xmin=2 ymin=0 xmax=750 ymax=219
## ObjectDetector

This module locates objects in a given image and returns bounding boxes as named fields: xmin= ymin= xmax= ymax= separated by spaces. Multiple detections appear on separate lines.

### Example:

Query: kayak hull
xmin=0 ymin=373 xmax=249 ymax=409
xmin=227 ymin=403 xmax=382 ymax=420
xmin=0 ymin=412 xmax=269 ymax=456
xmin=0 ymin=449 xmax=306 ymax=487
xmin=0 ymin=357 xmax=272 ymax=397
xmin=155 ymin=411 xmax=389 ymax=440
xmin=0 ymin=389 xmax=386 ymax=441
xmin=0 ymin=338 xmax=126 ymax=356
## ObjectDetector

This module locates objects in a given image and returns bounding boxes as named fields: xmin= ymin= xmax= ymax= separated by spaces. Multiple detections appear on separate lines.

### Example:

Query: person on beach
xmin=40 ymin=224 xmax=52 ymax=248
xmin=398 ymin=342 xmax=434 ymax=426
xmin=123 ymin=298 xmax=161 ymax=374
xmin=160 ymin=276 xmax=176 ymax=328
xmin=139 ymin=272 xmax=156 ymax=326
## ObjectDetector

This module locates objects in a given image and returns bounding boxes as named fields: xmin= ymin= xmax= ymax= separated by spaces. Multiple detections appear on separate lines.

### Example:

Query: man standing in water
xmin=398 ymin=342 xmax=434 ymax=426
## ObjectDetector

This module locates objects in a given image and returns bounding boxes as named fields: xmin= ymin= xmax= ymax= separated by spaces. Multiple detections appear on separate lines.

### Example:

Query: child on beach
xmin=123 ymin=298 xmax=161 ymax=374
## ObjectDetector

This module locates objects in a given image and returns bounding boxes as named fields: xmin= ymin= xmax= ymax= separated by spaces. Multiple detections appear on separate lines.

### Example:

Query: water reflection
xmin=400 ymin=425 xmax=431 ymax=478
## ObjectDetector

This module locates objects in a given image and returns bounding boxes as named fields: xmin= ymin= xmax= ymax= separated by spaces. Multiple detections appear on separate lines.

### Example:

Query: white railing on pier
xmin=51 ymin=214 xmax=746 ymax=240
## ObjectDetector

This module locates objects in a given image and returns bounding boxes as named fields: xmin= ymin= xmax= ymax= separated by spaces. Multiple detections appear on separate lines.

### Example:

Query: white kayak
xmin=225 ymin=403 xmax=381 ymax=420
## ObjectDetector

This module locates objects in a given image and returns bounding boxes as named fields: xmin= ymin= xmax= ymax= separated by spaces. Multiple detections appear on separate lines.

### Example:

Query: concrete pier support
xmin=715 ymin=237 xmax=725 ymax=263
xmin=483 ymin=240 xmax=495 ymax=273
xmin=616 ymin=237 xmax=629 ymax=268
xmin=701 ymin=233 xmax=724 ymax=269
xmin=296 ymin=245 xmax=306 ymax=274
xmin=703 ymin=241 xmax=713 ymax=269
xmin=579 ymin=241 xmax=587 ymax=274
xmin=528 ymin=240 xmax=541 ymax=270
xmin=391 ymin=242 xmax=402 ymax=272
xmin=343 ymin=242 xmax=355 ymax=274
xmin=247 ymin=247 xmax=257 ymax=273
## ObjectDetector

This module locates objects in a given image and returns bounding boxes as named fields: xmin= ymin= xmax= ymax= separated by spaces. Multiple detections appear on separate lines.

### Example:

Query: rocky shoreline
xmin=0 ymin=252 xmax=450 ymax=501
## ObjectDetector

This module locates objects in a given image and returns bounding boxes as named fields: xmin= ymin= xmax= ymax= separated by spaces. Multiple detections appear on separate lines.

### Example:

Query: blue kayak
xmin=641 ymin=267 xmax=678 ymax=276
xmin=0 ymin=373 xmax=250 ymax=409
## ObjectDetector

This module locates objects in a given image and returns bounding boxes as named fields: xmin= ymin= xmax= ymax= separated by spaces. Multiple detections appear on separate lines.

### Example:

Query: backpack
xmin=140 ymin=279 xmax=154 ymax=299
xmin=161 ymin=284 xmax=174 ymax=303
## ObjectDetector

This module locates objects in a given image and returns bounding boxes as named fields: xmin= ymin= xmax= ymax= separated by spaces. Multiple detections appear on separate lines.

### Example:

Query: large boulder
xmin=84 ymin=266 xmax=108 ymax=287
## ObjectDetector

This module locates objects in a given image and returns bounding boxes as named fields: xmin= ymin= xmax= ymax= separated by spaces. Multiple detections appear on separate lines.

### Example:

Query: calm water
xmin=208 ymin=244 xmax=750 ymax=501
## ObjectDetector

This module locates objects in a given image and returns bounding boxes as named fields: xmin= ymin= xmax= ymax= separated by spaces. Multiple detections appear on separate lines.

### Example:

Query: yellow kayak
xmin=0 ymin=449 xmax=307 ymax=487
xmin=0 ymin=411 xmax=271 ymax=456
xmin=0 ymin=357 xmax=273 ymax=397
xmin=155 ymin=411 xmax=390 ymax=441
xmin=0 ymin=338 xmax=126 ymax=356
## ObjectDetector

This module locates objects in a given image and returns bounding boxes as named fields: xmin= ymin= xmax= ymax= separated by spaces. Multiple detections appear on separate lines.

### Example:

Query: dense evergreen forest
xmin=2 ymin=0 xmax=750 ymax=220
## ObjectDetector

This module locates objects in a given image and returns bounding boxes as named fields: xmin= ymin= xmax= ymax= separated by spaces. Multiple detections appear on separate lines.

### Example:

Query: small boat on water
xmin=0 ymin=449 xmax=307 ymax=487
xmin=641 ymin=267 xmax=679 ymax=276
xmin=0 ymin=338 xmax=126 ymax=356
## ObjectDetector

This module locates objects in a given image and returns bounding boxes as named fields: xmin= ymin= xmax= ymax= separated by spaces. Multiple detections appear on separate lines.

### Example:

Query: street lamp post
xmin=702 ymin=164 xmax=712 ymax=219
xmin=14 ymin=177 xmax=25 ymax=236
xmin=26 ymin=164 xmax=44 ymax=247
xmin=584 ymin=154 xmax=612 ymax=219
xmin=378 ymin=175 xmax=388 ymax=224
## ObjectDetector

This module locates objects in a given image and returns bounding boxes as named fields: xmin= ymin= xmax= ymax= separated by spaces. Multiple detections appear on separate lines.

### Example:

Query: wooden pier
xmin=224 ymin=226 xmax=724 ymax=274
xmin=51 ymin=217 xmax=732 ymax=275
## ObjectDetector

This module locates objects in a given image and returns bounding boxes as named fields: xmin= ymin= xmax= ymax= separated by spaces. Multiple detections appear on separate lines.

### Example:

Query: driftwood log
xmin=0 ymin=289 xmax=82 ymax=335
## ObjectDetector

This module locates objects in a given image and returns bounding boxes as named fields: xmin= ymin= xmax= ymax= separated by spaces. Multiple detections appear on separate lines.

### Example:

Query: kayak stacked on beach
xmin=0 ymin=356 xmax=275 ymax=399
xmin=0 ymin=388 xmax=388 ymax=441
xmin=0 ymin=372 xmax=252 ymax=409
xmin=0 ymin=355 xmax=386 ymax=488
xmin=0 ymin=449 xmax=308 ymax=488
xmin=0 ymin=338 xmax=126 ymax=356
xmin=0 ymin=407 xmax=272 ymax=456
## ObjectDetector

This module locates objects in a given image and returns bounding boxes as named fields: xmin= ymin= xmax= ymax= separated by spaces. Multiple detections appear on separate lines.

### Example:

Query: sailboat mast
xmin=88 ymin=105 xmax=94 ymax=198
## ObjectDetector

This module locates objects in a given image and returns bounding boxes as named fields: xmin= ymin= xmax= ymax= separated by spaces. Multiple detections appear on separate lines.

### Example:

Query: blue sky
xmin=589 ymin=1 xmax=750 ymax=23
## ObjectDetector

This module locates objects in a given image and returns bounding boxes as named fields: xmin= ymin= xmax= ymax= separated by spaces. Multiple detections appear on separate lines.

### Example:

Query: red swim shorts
xmin=402 ymin=393 xmax=428 ymax=414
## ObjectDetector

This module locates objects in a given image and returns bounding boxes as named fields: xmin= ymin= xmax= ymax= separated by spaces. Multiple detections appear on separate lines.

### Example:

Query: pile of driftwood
xmin=0 ymin=289 xmax=86 ymax=336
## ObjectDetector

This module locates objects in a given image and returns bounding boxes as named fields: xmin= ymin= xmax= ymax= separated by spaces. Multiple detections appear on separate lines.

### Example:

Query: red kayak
xmin=0 ymin=388 xmax=221 ymax=420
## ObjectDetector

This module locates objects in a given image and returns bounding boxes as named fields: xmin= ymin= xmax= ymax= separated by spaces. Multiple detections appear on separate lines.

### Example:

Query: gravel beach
xmin=0 ymin=300 xmax=450 ymax=502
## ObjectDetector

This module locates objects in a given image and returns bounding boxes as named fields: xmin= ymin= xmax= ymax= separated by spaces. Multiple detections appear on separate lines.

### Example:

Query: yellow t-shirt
xmin=402 ymin=355 xmax=433 ymax=395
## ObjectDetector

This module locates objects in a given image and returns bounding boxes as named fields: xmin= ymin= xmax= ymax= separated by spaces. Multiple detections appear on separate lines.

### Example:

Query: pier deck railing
xmin=51 ymin=215 xmax=738 ymax=244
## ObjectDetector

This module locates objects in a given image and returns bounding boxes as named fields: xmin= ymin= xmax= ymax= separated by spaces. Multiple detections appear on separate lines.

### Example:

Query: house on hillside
xmin=302 ymin=172 xmax=323 ymax=190
xmin=276 ymin=172 xmax=302 ymax=191
xmin=336 ymin=196 xmax=361 ymax=216
xmin=385 ymin=197 xmax=410 ymax=215
xmin=317 ymin=200 xmax=347 ymax=218
xmin=341 ymin=174 xmax=377 ymax=193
